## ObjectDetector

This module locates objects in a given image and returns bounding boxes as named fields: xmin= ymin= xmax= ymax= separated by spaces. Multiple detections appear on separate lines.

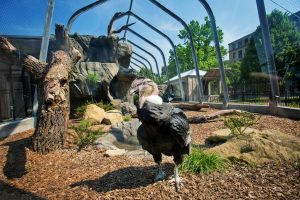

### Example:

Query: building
xmin=228 ymin=33 xmax=253 ymax=63
xmin=168 ymin=69 xmax=206 ymax=101
xmin=0 ymin=35 xmax=42 ymax=123
xmin=289 ymin=11 xmax=300 ymax=31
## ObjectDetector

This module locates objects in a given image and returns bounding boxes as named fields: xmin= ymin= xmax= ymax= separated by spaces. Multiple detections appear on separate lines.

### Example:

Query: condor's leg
xmin=173 ymin=155 xmax=184 ymax=192
xmin=153 ymin=153 xmax=165 ymax=181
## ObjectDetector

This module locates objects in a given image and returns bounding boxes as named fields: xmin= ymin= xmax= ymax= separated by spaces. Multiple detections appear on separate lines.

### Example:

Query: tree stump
xmin=0 ymin=34 xmax=81 ymax=154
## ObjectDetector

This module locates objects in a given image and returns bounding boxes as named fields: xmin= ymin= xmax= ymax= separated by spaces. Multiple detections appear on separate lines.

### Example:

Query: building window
xmin=244 ymin=38 xmax=249 ymax=44
xmin=232 ymin=52 xmax=236 ymax=59
xmin=238 ymin=41 xmax=242 ymax=48
xmin=229 ymin=44 xmax=233 ymax=51
xmin=238 ymin=50 xmax=243 ymax=59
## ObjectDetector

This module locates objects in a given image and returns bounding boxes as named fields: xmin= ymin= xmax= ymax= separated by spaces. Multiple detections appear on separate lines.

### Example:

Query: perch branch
xmin=172 ymin=102 xmax=209 ymax=111
xmin=187 ymin=109 xmax=239 ymax=123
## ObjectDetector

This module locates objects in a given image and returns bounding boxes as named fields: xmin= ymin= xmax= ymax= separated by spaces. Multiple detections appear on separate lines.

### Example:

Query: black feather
xmin=137 ymin=101 xmax=191 ymax=165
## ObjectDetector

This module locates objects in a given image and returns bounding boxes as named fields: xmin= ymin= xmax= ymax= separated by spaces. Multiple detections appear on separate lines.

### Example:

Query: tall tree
xmin=164 ymin=18 xmax=227 ymax=78
xmin=241 ymin=9 xmax=300 ymax=80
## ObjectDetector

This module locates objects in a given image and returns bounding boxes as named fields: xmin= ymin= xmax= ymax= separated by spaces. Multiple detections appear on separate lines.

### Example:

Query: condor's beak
xmin=129 ymin=87 xmax=138 ymax=95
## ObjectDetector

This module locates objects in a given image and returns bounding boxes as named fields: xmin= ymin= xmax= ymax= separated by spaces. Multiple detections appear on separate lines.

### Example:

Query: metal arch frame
xmin=122 ymin=38 xmax=161 ymax=82
xmin=197 ymin=0 xmax=229 ymax=105
xmin=148 ymin=0 xmax=204 ymax=102
xmin=131 ymin=56 xmax=151 ymax=77
xmin=65 ymin=0 xmax=230 ymax=103
xmin=125 ymin=28 xmax=170 ymax=91
xmin=109 ymin=10 xmax=185 ymax=100
xmin=132 ymin=51 xmax=155 ymax=80
xmin=130 ymin=60 xmax=142 ymax=69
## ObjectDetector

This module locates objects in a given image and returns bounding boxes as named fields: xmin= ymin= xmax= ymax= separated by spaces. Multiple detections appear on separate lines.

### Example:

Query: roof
xmin=202 ymin=68 xmax=231 ymax=81
xmin=167 ymin=69 xmax=207 ymax=82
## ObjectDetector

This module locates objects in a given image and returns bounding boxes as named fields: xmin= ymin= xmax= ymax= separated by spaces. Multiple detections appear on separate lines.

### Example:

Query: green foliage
xmin=241 ymin=9 xmax=300 ymax=80
xmin=226 ymin=61 xmax=241 ymax=89
xmin=164 ymin=18 xmax=227 ymax=78
xmin=123 ymin=114 xmax=132 ymax=122
xmin=87 ymin=72 xmax=100 ymax=86
xmin=223 ymin=112 xmax=261 ymax=136
xmin=95 ymin=101 xmax=115 ymax=111
xmin=73 ymin=119 xmax=103 ymax=151
xmin=180 ymin=147 xmax=226 ymax=174
xmin=240 ymin=37 xmax=264 ymax=80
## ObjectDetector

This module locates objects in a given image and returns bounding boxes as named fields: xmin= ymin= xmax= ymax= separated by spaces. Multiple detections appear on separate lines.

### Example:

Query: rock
xmin=116 ymin=102 xmax=137 ymax=116
xmin=110 ymin=66 xmax=137 ymax=101
xmin=84 ymin=104 xmax=106 ymax=124
xmin=104 ymin=149 xmax=127 ymax=157
xmin=113 ymin=119 xmax=141 ymax=138
xmin=212 ymin=127 xmax=260 ymax=137
xmin=89 ymin=124 xmax=111 ymax=133
xmin=95 ymin=140 xmax=119 ymax=150
xmin=102 ymin=110 xmax=123 ymax=125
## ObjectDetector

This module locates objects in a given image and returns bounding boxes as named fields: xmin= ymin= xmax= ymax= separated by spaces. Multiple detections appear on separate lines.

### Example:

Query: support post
xmin=198 ymin=0 xmax=229 ymax=106
xmin=148 ymin=0 xmax=204 ymax=103
xmin=256 ymin=0 xmax=280 ymax=104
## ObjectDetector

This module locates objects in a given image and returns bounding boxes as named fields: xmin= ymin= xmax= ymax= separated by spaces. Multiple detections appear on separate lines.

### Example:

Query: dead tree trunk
xmin=187 ymin=109 xmax=238 ymax=123
xmin=0 ymin=32 xmax=81 ymax=154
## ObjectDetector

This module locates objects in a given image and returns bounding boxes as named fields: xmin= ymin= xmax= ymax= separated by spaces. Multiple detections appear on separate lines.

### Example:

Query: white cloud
xmin=158 ymin=22 xmax=181 ymax=32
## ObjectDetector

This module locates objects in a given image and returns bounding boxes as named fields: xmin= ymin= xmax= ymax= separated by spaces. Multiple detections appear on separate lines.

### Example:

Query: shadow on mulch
xmin=71 ymin=163 xmax=174 ymax=193
xmin=0 ymin=180 xmax=45 ymax=200
xmin=2 ymin=137 xmax=31 ymax=179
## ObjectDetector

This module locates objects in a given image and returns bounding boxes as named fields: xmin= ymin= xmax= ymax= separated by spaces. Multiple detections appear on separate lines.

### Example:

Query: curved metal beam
xmin=132 ymin=51 xmax=155 ymax=80
xmin=126 ymin=28 xmax=170 ymax=91
xmin=66 ymin=0 xmax=109 ymax=34
xmin=131 ymin=56 xmax=151 ymax=78
xmin=148 ymin=0 xmax=204 ymax=102
xmin=121 ymin=38 xmax=161 ymax=82
xmin=111 ymin=11 xmax=185 ymax=100
xmin=130 ymin=61 xmax=142 ymax=69
xmin=198 ymin=0 xmax=229 ymax=105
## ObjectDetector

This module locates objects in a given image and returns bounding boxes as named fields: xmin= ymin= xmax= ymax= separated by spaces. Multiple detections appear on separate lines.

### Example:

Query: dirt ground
xmin=0 ymin=108 xmax=300 ymax=199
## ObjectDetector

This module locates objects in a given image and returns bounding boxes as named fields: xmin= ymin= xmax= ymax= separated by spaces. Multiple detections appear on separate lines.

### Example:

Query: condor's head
xmin=129 ymin=77 xmax=162 ymax=108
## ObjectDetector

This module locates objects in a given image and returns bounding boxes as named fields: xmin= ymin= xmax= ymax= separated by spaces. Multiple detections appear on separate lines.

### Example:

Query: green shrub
xmin=224 ymin=112 xmax=261 ymax=136
xmin=73 ymin=119 xmax=103 ymax=151
xmin=87 ymin=72 xmax=99 ymax=86
xmin=180 ymin=148 xmax=226 ymax=174
xmin=95 ymin=101 xmax=115 ymax=111
xmin=123 ymin=114 xmax=132 ymax=122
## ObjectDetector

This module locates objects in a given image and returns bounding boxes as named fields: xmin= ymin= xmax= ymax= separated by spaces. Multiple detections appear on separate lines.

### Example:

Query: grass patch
xmin=180 ymin=147 xmax=226 ymax=174
xmin=73 ymin=119 xmax=103 ymax=151
xmin=123 ymin=114 xmax=132 ymax=122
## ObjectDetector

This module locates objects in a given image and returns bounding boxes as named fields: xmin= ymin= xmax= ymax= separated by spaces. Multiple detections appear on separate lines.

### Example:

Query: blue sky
xmin=1 ymin=0 xmax=300 ymax=74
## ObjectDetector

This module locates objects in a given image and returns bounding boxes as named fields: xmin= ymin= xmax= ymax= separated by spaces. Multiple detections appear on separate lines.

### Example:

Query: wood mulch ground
xmin=0 ymin=108 xmax=300 ymax=199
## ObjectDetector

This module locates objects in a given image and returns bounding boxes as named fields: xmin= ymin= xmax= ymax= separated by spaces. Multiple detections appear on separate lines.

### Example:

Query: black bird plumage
xmin=129 ymin=78 xmax=191 ymax=191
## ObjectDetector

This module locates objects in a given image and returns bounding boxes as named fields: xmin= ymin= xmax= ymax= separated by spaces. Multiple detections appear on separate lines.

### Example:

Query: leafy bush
xmin=224 ymin=112 xmax=261 ymax=136
xmin=87 ymin=72 xmax=99 ymax=86
xmin=95 ymin=101 xmax=115 ymax=111
xmin=73 ymin=119 xmax=103 ymax=151
xmin=180 ymin=148 xmax=226 ymax=174
xmin=123 ymin=114 xmax=132 ymax=122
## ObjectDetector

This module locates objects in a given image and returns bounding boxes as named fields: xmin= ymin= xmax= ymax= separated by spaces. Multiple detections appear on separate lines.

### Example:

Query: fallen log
xmin=187 ymin=109 xmax=238 ymax=123
xmin=172 ymin=102 xmax=209 ymax=111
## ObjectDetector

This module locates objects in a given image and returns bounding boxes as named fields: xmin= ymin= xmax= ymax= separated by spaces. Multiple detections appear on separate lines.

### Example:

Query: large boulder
xmin=84 ymin=104 xmax=106 ymax=124
xmin=110 ymin=66 xmax=137 ymax=101
xmin=102 ymin=110 xmax=123 ymax=125
xmin=115 ymin=102 xmax=137 ymax=116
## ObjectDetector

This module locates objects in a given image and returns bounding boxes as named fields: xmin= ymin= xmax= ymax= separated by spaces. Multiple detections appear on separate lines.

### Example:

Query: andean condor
xmin=129 ymin=77 xmax=191 ymax=191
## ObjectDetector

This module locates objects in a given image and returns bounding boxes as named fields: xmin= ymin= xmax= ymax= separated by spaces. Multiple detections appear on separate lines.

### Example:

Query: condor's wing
xmin=169 ymin=107 xmax=191 ymax=147
xmin=137 ymin=101 xmax=173 ymax=126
